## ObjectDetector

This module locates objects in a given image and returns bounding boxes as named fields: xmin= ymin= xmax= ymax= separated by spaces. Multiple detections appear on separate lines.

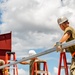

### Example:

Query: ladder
xmin=31 ymin=60 xmax=48 ymax=75
xmin=58 ymin=52 xmax=69 ymax=75
xmin=5 ymin=52 xmax=18 ymax=75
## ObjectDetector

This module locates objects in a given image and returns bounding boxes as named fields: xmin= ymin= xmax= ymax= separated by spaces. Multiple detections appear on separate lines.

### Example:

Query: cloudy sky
xmin=0 ymin=0 xmax=75 ymax=75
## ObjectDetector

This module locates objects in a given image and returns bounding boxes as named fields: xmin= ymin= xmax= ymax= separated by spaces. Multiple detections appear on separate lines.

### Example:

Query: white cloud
xmin=18 ymin=68 xmax=29 ymax=75
xmin=54 ymin=67 xmax=58 ymax=75
xmin=53 ymin=67 xmax=65 ymax=75
xmin=18 ymin=67 xmax=51 ymax=75
xmin=1 ymin=0 xmax=60 ymax=32
xmin=1 ymin=0 xmax=74 ymax=75
xmin=1 ymin=0 xmax=61 ymax=55
xmin=0 ymin=0 xmax=75 ymax=58
xmin=18 ymin=68 xmax=51 ymax=75
xmin=48 ymin=72 xmax=51 ymax=75
xmin=8 ymin=68 xmax=29 ymax=75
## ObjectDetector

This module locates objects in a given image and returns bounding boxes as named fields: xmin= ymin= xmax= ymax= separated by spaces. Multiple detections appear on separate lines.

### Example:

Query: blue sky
xmin=0 ymin=0 xmax=75 ymax=75
xmin=0 ymin=10 xmax=2 ymax=24
xmin=0 ymin=12 xmax=2 ymax=24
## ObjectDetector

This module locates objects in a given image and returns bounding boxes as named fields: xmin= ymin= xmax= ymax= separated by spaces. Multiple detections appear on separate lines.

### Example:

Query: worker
xmin=20 ymin=50 xmax=40 ymax=75
xmin=57 ymin=16 xmax=75 ymax=75
xmin=0 ymin=59 xmax=5 ymax=75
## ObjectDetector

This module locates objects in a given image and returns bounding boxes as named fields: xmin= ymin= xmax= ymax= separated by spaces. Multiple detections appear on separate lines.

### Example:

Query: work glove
xmin=55 ymin=42 xmax=62 ymax=52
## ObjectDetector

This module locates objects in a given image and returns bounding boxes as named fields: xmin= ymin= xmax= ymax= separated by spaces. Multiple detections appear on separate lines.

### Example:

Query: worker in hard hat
xmin=0 ymin=59 xmax=5 ymax=75
xmin=57 ymin=16 xmax=75 ymax=75
xmin=20 ymin=50 xmax=40 ymax=75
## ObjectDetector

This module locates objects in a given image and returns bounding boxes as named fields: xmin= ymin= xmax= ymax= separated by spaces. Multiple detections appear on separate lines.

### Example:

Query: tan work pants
xmin=70 ymin=57 xmax=75 ymax=75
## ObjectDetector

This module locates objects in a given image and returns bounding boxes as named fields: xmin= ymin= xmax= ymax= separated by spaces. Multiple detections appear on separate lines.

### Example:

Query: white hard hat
xmin=29 ymin=50 xmax=36 ymax=56
xmin=57 ymin=16 xmax=68 ymax=25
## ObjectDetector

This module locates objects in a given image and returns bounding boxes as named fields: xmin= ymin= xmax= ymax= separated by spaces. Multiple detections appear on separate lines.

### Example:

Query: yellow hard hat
xmin=57 ymin=16 xmax=68 ymax=25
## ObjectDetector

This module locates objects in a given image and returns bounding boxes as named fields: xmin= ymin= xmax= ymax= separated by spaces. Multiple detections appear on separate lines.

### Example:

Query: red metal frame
xmin=0 ymin=32 xmax=11 ymax=75
xmin=0 ymin=32 xmax=11 ymax=61
xmin=5 ymin=52 xmax=18 ymax=75
xmin=58 ymin=52 xmax=69 ymax=75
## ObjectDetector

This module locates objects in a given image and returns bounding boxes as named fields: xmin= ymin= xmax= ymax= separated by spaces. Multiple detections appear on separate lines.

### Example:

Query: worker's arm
xmin=20 ymin=61 xmax=29 ymax=65
xmin=55 ymin=31 xmax=71 ymax=51
xmin=59 ymin=31 xmax=71 ymax=43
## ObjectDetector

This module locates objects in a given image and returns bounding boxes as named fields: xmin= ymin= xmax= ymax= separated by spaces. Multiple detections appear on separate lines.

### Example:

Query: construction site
xmin=0 ymin=32 xmax=75 ymax=75
xmin=0 ymin=0 xmax=75 ymax=75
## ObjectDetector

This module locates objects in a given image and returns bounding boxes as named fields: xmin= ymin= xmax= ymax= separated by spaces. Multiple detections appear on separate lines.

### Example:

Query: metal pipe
xmin=0 ymin=40 xmax=75 ymax=69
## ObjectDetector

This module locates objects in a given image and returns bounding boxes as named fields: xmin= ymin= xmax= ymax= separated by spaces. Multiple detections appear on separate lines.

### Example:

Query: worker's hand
xmin=55 ymin=42 xmax=62 ymax=52
xmin=22 ymin=57 xmax=26 ymax=59
xmin=54 ymin=44 xmax=56 ymax=47
xmin=56 ymin=45 xmax=62 ymax=52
